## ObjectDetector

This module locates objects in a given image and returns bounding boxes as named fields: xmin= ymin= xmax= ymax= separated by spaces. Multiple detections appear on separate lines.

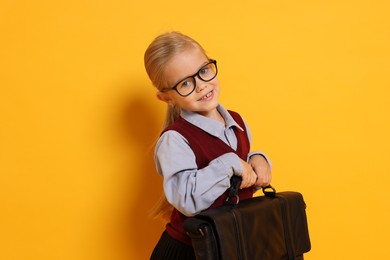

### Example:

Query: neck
xmin=201 ymin=109 xmax=225 ymax=125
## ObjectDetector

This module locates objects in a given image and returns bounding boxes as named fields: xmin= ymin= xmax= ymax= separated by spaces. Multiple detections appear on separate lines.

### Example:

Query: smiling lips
xmin=199 ymin=90 xmax=214 ymax=101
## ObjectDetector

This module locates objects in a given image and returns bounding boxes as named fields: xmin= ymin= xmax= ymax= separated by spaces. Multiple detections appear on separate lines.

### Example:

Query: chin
xmin=202 ymin=102 xmax=219 ymax=113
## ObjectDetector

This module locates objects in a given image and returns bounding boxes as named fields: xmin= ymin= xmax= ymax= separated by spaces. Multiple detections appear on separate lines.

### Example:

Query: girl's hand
xmin=239 ymin=159 xmax=258 ymax=189
xmin=249 ymin=155 xmax=272 ymax=187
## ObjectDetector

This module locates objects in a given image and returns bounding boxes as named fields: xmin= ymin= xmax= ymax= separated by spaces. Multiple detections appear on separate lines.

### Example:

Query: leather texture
xmin=184 ymin=190 xmax=311 ymax=260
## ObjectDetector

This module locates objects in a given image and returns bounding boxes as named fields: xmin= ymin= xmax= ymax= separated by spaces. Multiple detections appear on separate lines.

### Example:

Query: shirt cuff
xmin=247 ymin=151 xmax=272 ymax=170
xmin=216 ymin=152 xmax=243 ymax=176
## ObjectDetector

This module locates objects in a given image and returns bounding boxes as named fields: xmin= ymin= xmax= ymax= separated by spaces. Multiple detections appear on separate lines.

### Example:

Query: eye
xmin=178 ymin=78 xmax=193 ymax=89
xmin=199 ymin=67 xmax=209 ymax=75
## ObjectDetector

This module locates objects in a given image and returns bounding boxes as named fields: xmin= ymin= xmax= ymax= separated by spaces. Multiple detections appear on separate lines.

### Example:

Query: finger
xmin=261 ymin=178 xmax=270 ymax=187
xmin=241 ymin=175 xmax=252 ymax=189
xmin=255 ymin=174 xmax=263 ymax=186
xmin=240 ymin=176 xmax=248 ymax=189
xmin=249 ymin=172 xmax=257 ymax=187
xmin=262 ymin=174 xmax=271 ymax=186
xmin=253 ymin=172 xmax=258 ymax=185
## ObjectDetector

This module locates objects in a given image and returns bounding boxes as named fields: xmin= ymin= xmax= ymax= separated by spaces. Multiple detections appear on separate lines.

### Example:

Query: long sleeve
xmin=155 ymin=130 xmax=243 ymax=216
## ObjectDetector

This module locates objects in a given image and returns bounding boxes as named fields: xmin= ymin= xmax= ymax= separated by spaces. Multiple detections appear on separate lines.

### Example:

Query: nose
xmin=195 ymin=77 xmax=207 ymax=93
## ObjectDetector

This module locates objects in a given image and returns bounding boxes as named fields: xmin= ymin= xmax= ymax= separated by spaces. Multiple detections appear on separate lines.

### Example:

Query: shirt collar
xmin=180 ymin=104 xmax=244 ymax=137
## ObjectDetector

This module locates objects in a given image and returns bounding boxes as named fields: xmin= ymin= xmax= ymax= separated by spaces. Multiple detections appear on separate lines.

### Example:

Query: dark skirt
xmin=150 ymin=231 xmax=196 ymax=260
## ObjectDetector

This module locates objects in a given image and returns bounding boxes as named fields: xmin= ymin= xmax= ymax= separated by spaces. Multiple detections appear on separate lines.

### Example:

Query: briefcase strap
xmin=226 ymin=176 xmax=242 ymax=205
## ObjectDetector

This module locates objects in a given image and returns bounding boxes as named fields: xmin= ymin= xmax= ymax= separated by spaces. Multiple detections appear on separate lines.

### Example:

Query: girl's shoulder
xmin=161 ymin=116 xmax=196 ymax=138
xmin=156 ymin=129 xmax=190 ymax=153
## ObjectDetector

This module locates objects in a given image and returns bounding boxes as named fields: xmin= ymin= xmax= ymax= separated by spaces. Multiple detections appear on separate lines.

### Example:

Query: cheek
xmin=212 ymin=77 xmax=220 ymax=85
xmin=212 ymin=79 xmax=221 ymax=91
xmin=172 ymin=95 xmax=189 ymax=106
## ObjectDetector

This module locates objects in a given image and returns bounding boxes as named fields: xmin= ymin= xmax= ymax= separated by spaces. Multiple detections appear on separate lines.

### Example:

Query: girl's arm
xmin=155 ymin=130 xmax=243 ymax=217
xmin=249 ymin=154 xmax=272 ymax=187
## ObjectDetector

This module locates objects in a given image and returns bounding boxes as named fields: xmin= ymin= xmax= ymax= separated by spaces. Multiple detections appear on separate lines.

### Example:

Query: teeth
xmin=202 ymin=92 xmax=212 ymax=100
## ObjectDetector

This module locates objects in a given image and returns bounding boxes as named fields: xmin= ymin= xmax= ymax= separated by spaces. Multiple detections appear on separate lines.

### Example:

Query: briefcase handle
xmin=262 ymin=185 xmax=277 ymax=198
xmin=226 ymin=176 xmax=277 ymax=205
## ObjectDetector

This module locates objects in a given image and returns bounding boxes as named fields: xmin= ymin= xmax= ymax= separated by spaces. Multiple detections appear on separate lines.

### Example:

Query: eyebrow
xmin=170 ymin=60 xmax=210 ymax=87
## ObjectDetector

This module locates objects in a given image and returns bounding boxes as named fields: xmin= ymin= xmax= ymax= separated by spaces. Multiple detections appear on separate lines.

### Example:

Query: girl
xmin=144 ymin=31 xmax=272 ymax=260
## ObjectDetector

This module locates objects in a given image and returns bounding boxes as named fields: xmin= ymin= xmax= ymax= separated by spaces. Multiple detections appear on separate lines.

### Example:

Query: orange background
xmin=1 ymin=0 xmax=389 ymax=259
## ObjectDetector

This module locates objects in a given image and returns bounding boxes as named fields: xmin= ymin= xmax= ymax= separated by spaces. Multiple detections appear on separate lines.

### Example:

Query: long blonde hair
xmin=144 ymin=32 xmax=208 ymax=222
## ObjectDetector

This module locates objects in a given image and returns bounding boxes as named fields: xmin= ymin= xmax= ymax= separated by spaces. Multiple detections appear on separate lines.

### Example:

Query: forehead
xmin=164 ymin=47 xmax=208 ymax=85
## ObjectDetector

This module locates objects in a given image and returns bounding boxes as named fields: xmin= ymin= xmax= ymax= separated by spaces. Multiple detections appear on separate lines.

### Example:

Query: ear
xmin=156 ymin=91 xmax=174 ymax=105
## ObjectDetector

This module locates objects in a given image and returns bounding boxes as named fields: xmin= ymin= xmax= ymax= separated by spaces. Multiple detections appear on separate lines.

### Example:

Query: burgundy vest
xmin=162 ymin=110 xmax=253 ymax=245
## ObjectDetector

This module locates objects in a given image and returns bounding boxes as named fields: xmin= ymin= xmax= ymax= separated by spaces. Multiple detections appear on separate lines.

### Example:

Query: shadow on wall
xmin=114 ymin=89 xmax=166 ymax=259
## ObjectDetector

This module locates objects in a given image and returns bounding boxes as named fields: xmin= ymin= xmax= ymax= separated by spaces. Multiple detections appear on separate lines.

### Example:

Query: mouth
xmin=199 ymin=90 xmax=214 ymax=101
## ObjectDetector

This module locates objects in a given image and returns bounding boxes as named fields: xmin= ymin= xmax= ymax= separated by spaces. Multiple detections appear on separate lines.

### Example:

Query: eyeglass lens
xmin=176 ymin=62 xmax=217 ymax=96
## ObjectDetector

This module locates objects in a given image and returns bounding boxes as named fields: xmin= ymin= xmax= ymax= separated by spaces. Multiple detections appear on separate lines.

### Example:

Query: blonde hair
xmin=144 ymin=32 xmax=209 ymax=222
xmin=144 ymin=31 xmax=208 ymax=127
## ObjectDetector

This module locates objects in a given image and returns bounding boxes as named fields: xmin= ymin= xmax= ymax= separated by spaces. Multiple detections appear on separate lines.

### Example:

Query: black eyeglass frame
xmin=163 ymin=59 xmax=218 ymax=97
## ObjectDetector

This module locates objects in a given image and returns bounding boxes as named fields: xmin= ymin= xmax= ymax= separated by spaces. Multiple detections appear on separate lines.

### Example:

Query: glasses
xmin=163 ymin=60 xmax=218 ymax=97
